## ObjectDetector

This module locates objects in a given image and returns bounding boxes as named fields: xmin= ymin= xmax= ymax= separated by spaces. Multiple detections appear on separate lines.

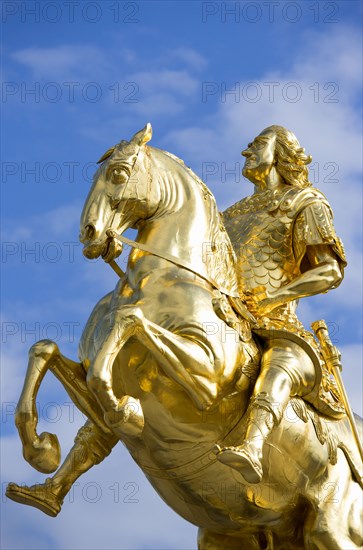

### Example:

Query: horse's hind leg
xmin=7 ymin=339 xmax=118 ymax=516
xmin=7 ymin=419 xmax=117 ymax=517
xmin=304 ymin=451 xmax=363 ymax=549
xmin=14 ymin=339 xmax=113 ymax=473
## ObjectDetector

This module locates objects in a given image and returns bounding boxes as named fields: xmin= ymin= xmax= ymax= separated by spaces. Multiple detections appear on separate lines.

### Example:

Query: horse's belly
xmin=88 ymin=296 xmax=335 ymax=536
xmin=121 ymin=382 xmax=334 ymax=537
xmin=129 ymin=442 xmax=302 ymax=535
xmin=119 ymin=380 xmax=300 ymax=534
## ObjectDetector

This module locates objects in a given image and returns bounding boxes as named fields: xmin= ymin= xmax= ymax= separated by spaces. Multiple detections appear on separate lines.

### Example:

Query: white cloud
xmin=128 ymin=92 xmax=185 ymax=117
xmin=163 ymin=24 xmax=362 ymax=311
xmin=166 ymin=47 xmax=208 ymax=71
xmin=338 ymin=344 xmax=363 ymax=417
xmin=292 ymin=26 xmax=362 ymax=101
xmin=10 ymin=45 xmax=106 ymax=81
xmin=9 ymin=44 xmax=205 ymax=119
xmin=8 ymin=43 xmax=208 ymax=127
xmin=124 ymin=69 xmax=200 ymax=116
xmin=0 ymin=349 xmax=25 ymax=405
xmin=129 ymin=70 xmax=199 ymax=96
xmin=163 ymin=25 xmax=362 ymax=178
xmin=3 ymin=201 xmax=81 ymax=242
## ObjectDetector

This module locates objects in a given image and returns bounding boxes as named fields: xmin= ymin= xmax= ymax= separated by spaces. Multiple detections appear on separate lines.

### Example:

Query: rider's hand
xmin=245 ymin=286 xmax=280 ymax=316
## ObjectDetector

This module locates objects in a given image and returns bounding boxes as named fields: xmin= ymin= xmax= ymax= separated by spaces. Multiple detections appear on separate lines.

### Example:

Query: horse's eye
xmin=111 ymin=168 xmax=129 ymax=184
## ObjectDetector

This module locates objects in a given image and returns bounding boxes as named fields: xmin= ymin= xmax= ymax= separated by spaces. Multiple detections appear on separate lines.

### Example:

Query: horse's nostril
xmin=85 ymin=224 xmax=96 ymax=240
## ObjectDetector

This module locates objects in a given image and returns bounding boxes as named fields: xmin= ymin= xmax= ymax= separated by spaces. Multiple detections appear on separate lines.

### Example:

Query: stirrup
xmin=6 ymin=479 xmax=63 ymax=517
xmin=214 ymin=441 xmax=263 ymax=484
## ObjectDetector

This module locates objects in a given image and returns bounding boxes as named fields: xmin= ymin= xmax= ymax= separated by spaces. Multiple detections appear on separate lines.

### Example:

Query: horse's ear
xmin=131 ymin=123 xmax=152 ymax=146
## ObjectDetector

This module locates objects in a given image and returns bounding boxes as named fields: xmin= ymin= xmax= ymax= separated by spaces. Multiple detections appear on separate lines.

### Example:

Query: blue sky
xmin=1 ymin=1 xmax=362 ymax=549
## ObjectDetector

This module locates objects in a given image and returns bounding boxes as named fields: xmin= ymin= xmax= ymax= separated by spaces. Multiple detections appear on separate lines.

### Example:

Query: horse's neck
xmin=137 ymin=173 xmax=212 ymax=271
xmin=132 ymin=155 xmax=238 ymax=296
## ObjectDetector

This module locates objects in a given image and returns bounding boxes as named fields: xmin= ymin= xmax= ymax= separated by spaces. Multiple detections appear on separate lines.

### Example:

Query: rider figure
xmin=215 ymin=125 xmax=347 ymax=483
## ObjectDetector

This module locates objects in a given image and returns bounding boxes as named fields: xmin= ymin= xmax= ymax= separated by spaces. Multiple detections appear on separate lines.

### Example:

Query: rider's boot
xmin=6 ymin=421 xmax=117 ymax=517
xmin=216 ymin=396 xmax=278 ymax=484
xmin=216 ymin=362 xmax=293 ymax=483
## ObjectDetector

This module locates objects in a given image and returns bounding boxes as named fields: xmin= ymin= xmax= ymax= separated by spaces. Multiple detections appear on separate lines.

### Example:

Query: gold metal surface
xmin=312 ymin=320 xmax=363 ymax=463
xmin=6 ymin=124 xmax=362 ymax=549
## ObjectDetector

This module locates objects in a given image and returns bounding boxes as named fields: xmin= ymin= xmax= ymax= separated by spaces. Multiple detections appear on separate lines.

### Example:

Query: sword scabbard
xmin=311 ymin=319 xmax=363 ymax=463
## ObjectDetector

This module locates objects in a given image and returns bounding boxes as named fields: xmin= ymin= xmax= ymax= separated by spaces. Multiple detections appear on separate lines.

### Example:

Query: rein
xmin=107 ymin=232 xmax=256 ymax=323
xmin=110 ymin=232 xmax=238 ymax=298
xmin=104 ymin=146 xmax=238 ymax=297
xmin=103 ymin=143 xmax=255 ymax=322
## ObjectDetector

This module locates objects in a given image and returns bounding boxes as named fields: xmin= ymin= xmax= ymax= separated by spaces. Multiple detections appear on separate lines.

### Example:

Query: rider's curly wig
xmin=264 ymin=125 xmax=313 ymax=188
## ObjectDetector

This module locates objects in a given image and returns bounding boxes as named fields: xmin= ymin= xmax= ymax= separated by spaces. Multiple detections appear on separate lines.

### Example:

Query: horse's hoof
xmin=23 ymin=432 xmax=61 ymax=474
xmin=104 ymin=396 xmax=144 ymax=438
xmin=6 ymin=479 xmax=63 ymax=517
xmin=215 ymin=443 xmax=263 ymax=484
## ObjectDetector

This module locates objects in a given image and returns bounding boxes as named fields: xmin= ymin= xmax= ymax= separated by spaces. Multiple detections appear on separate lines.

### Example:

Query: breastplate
xmin=223 ymin=190 xmax=299 ymax=295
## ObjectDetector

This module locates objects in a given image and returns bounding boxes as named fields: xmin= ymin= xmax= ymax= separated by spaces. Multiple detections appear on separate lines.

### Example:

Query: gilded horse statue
xmin=7 ymin=124 xmax=363 ymax=549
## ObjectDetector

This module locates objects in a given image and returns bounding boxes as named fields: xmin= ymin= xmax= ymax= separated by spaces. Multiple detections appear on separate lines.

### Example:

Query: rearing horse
xmin=7 ymin=125 xmax=363 ymax=549
xmin=80 ymin=123 xmax=256 ymax=436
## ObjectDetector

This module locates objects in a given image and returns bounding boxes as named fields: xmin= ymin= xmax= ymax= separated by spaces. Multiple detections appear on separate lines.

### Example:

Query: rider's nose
xmin=241 ymin=149 xmax=250 ymax=158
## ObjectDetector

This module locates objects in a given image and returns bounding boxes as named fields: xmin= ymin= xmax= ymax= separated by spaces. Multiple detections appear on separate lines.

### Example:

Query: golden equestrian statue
xmin=7 ymin=124 xmax=363 ymax=549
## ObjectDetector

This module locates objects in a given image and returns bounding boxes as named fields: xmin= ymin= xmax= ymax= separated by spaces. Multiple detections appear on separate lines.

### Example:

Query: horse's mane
xmin=161 ymin=149 xmax=213 ymax=196
xmin=154 ymin=147 xmax=238 ymax=296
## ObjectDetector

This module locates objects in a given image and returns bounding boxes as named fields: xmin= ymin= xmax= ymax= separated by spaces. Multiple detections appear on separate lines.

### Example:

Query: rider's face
xmin=241 ymin=130 xmax=276 ymax=186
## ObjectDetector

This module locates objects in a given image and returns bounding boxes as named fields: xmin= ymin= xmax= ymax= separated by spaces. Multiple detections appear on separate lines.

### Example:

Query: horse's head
xmin=79 ymin=123 xmax=158 ymax=262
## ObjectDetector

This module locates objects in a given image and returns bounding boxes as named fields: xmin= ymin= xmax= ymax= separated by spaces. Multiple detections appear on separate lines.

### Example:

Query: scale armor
xmin=223 ymin=186 xmax=346 ymax=332
xmin=223 ymin=186 xmax=347 ymax=418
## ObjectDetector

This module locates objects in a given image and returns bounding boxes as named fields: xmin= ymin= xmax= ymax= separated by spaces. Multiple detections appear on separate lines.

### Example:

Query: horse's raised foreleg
xmin=86 ymin=309 xmax=146 ymax=437
xmin=15 ymin=339 xmax=112 ymax=474
xmin=86 ymin=306 xmax=233 ymax=438
xmin=8 ymin=339 xmax=119 ymax=516
xmin=121 ymin=308 xmax=226 ymax=410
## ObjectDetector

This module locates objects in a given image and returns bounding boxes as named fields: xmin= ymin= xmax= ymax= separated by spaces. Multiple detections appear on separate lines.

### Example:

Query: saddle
xmin=213 ymin=292 xmax=346 ymax=420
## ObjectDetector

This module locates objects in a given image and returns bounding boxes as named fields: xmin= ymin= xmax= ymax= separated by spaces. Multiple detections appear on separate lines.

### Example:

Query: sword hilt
xmin=311 ymin=319 xmax=342 ymax=371
xmin=312 ymin=321 xmax=363 ymax=464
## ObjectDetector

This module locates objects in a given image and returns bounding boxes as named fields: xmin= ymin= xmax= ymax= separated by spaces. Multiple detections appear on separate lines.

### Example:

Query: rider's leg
xmin=6 ymin=421 xmax=118 ymax=517
xmin=217 ymin=365 xmax=292 ymax=483
xmin=216 ymin=338 xmax=316 ymax=483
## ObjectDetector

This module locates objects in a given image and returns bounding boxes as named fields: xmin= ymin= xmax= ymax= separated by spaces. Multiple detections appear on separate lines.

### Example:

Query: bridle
xmin=103 ymin=143 xmax=142 ymax=243
xmin=97 ymin=144 xmax=247 ymax=304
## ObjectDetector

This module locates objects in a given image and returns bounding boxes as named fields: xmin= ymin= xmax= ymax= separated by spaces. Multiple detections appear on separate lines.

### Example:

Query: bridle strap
xmin=106 ymin=144 xmax=142 ymax=236
xmin=104 ymin=146 xmax=254 ymax=320
xmin=114 ymin=234 xmax=238 ymax=297
xmin=108 ymin=233 xmax=256 ymax=323
xmin=103 ymin=147 xmax=236 ymax=295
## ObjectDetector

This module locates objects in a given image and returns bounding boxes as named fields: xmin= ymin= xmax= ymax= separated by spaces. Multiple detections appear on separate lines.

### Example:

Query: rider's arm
xmin=260 ymin=245 xmax=342 ymax=312
xmin=252 ymin=198 xmax=346 ymax=314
